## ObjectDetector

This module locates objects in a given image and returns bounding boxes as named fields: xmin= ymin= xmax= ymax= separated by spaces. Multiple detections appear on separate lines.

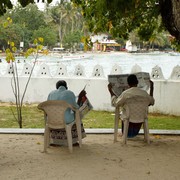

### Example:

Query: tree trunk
xmin=160 ymin=0 xmax=180 ymax=41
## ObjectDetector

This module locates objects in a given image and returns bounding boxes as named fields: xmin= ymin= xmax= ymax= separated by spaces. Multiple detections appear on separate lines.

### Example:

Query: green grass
xmin=0 ymin=105 xmax=44 ymax=128
xmin=0 ymin=105 xmax=180 ymax=130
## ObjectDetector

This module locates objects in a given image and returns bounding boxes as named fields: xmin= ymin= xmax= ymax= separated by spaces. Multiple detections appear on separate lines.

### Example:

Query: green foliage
xmin=72 ymin=0 xmax=180 ymax=50
xmin=0 ymin=0 xmax=179 ymax=50
xmin=2 ymin=18 xmax=47 ymax=128
xmin=0 ymin=1 xmax=87 ymax=51
xmin=0 ymin=22 xmax=24 ymax=49
xmin=14 ymin=4 xmax=46 ymax=31
xmin=72 ymin=0 xmax=160 ymax=40
xmin=0 ymin=4 xmax=49 ymax=49
xmin=49 ymin=1 xmax=85 ymax=48
xmin=0 ymin=0 xmax=12 ymax=15
xmin=32 ymin=26 xmax=57 ymax=47
xmin=0 ymin=0 xmax=53 ymax=15
xmin=170 ymin=38 xmax=180 ymax=52
xmin=63 ymin=31 xmax=82 ymax=49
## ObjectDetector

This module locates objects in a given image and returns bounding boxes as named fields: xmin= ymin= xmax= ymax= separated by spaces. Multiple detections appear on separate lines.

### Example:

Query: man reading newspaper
xmin=108 ymin=72 xmax=151 ymax=97
xmin=108 ymin=73 xmax=154 ymax=138
xmin=47 ymin=80 xmax=92 ymax=146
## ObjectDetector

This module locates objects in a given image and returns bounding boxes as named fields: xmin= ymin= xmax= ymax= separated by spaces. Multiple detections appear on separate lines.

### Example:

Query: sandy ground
xmin=0 ymin=134 xmax=180 ymax=180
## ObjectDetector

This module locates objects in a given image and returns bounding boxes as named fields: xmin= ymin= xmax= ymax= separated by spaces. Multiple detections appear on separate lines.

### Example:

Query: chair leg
xmin=76 ymin=122 xmax=82 ymax=147
xmin=123 ymin=120 xmax=129 ymax=144
xmin=47 ymin=128 xmax=50 ymax=148
xmin=66 ymin=125 xmax=73 ymax=153
xmin=143 ymin=120 xmax=150 ymax=144
xmin=76 ymin=112 xmax=82 ymax=148
xmin=44 ymin=127 xmax=49 ymax=152
xmin=114 ymin=107 xmax=120 ymax=142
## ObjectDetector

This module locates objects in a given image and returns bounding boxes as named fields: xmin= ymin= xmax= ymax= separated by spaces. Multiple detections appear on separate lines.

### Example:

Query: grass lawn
xmin=0 ymin=105 xmax=180 ymax=130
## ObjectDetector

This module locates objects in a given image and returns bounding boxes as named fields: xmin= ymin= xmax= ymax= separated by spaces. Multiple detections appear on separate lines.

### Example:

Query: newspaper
xmin=77 ymin=85 xmax=93 ymax=119
xmin=108 ymin=72 xmax=150 ymax=97
xmin=79 ymin=98 xmax=93 ymax=119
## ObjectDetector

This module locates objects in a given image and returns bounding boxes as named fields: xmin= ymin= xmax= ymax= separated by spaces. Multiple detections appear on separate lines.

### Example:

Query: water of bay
xmin=0 ymin=51 xmax=180 ymax=79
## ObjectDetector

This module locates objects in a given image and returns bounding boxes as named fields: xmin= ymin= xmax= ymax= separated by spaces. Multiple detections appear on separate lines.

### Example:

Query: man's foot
xmin=118 ymin=132 xmax=123 ymax=137
xmin=73 ymin=142 xmax=79 ymax=146
xmin=50 ymin=144 xmax=61 ymax=147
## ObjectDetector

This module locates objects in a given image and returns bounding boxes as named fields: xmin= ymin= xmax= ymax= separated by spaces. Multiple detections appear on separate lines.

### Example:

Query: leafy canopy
xmin=72 ymin=0 xmax=160 ymax=40
xmin=1 ymin=0 xmax=179 ymax=50
xmin=0 ymin=0 xmax=53 ymax=15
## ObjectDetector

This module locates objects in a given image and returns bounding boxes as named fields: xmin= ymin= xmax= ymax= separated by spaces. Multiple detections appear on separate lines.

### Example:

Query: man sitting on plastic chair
xmin=108 ymin=74 xmax=155 ymax=143
xmin=47 ymin=80 xmax=92 ymax=147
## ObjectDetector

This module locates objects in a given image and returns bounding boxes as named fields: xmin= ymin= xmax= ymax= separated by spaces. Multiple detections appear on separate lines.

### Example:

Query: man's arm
xmin=149 ymin=80 xmax=154 ymax=97
xmin=108 ymin=83 xmax=116 ymax=97
xmin=148 ymin=80 xmax=155 ymax=106
xmin=69 ymin=91 xmax=79 ymax=109
xmin=77 ymin=89 xmax=87 ymax=106
xmin=108 ymin=83 xmax=125 ymax=107
xmin=108 ymin=83 xmax=117 ymax=107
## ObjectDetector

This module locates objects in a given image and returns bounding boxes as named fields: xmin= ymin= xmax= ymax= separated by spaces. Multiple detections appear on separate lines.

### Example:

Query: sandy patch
xmin=0 ymin=134 xmax=180 ymax=180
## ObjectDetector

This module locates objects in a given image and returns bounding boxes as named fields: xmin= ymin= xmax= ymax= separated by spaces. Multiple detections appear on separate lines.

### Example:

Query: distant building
xmin=125 ymin=40 xmax=137 ymax=52
xmin=91 ymin=33 xmax=121 ymax=52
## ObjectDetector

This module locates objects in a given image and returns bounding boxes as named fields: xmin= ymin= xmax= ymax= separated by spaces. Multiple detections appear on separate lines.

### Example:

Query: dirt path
xmin=0 ymin=134 xmax=180 ymax=180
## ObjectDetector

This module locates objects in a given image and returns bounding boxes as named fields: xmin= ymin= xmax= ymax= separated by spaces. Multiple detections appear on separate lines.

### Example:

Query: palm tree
xmin=48 ymin=1 xmax=83 ymax=48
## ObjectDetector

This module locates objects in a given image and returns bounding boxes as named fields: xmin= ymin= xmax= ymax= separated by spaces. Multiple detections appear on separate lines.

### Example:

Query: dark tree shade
xmin=72 ymin=0 xmax=180 ymax=44
xmin=0 ymin=0 xmax=180 ymax=43
xmin=160 ymin=0 xmax=180 ymax=41
xmin=0 ymin=0 xmax=13 ymax=15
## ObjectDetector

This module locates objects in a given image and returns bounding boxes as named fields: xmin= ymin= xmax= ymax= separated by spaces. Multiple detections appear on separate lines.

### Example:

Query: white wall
xmin=0 ymin=63 xmax=180 ymax=116
xmin=1 ymin=76 xmax=180 ymax=115
xmin=151 ymin=80 xmax=180 ymax=115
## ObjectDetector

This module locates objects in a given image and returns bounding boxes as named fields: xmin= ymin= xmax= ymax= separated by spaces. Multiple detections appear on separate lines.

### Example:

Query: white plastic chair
xmin=37 ymin=100 xmax=82 ymax=153
xmin=114 ymin=96 xmax=150 ymax=144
